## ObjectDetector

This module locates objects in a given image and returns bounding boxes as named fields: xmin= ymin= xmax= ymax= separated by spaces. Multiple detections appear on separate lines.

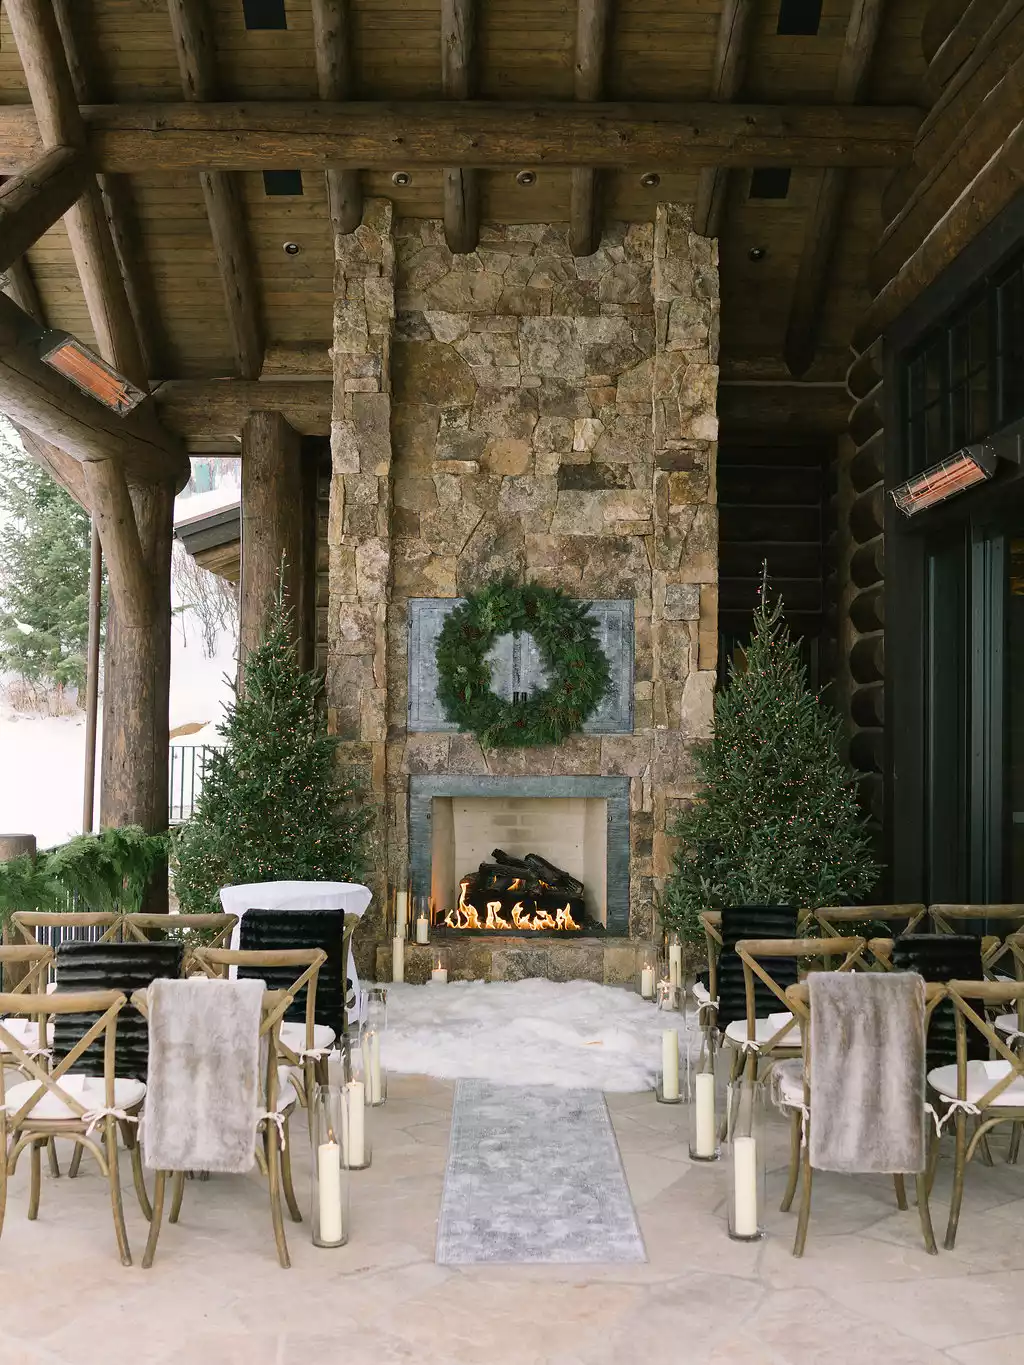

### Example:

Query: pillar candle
xmin=361 ymin=1031 xmax=382 ymax=1104
xmin=344 ymin=1081 xmax=365 ymax=1167
xmin=317 ymin=1138 xmax=343 ymax=1243
xmin=640 ymin=966 xmax=655 ymax=999
xmin=431 ymin=967 xmax=448 ymax=984
xmin=661 ymin=1029 xmax=680 ymax=1100
xmin=395 ymin=891 xmax=408 ymax=938
xmin=415 ymin=915 xmax=430 ymax=944
xmin=694 ymin=1072 xmax=716 ymax=1158
xmin=668 ymin=943 xmax=682 ymax=988
xmin=392 ymin=935 xmax=405 ymax=983
xmin=732 ymin=1136 xmax=759 ymax=1237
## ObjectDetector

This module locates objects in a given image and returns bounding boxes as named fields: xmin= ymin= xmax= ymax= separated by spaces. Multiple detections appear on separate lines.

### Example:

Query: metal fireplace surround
xmin=408 ymin=774 xmax=631 ymax=937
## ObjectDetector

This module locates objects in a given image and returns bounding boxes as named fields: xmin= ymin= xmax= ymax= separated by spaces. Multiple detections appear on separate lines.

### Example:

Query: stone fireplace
xmin=325 ymin=201 xmax=719 ymax=983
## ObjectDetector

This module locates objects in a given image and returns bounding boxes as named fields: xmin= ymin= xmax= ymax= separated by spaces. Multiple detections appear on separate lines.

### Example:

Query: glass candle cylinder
xmin=365 ymin=985 xmax=388 ymax=1034
xmin=688 ymin=1026 xmax=720 ymax=1161
xmin=431 ymin=947 xmax=450 ymax=984
xmin=339 ymin=1075 xmax=372 ymax=1170
xmin=655 ymin=1027 xmax=682 ymax=1103
xmin=414 ymin=896 xmax=431 ymax=945
xmin=348 ymin=1023 xmax=386 ymax=1108
xmin=638 ymin=945 xmax=657 ymax=1000
xmin=667 ymin=931 xmax=683 ymax=988
xmin=726 ymin=1073 xmax=766 ymax=1241
xmin=310 ymin=1084 xmax=351 ymax=1246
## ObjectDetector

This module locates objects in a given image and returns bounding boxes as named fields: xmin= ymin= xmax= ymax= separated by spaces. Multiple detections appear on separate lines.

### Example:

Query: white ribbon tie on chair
xmin=926 ymin=1099 xmax=982 ymax=1136
xmin=259 ymin=1110 xmax=288 ymax=1149
xmin=298 ymin=1047 xmax=332 ymax=1062
xmin=82 ymin=1107 xmax=139 ymax=1137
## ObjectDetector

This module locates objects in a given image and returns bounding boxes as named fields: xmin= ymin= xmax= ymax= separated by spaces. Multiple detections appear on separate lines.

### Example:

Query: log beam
xmin=312 ymin=0 xmax=362 ymax=235
xmin=441 ymin=0 xmax=479 ymax=254
xmin=784 ymin=0 xmax=887 ymax=377
xmin=0 ymin=146 xmax=89 ymax=273
xmin=694 ymin=0 xmax=755 ymax=238
xmin=0 ymin=257 xmax=45 ymax=324
xmin=569 ymin=0 xmax=612 ymax=257
xmin=155 ymin=379 xmax=333 ymax=441
xmin=12 ymin=422 xmax=90 ymax=509
xmin=240 ymin=411 xmax=303 ymax=667
xmin=856 ymin=117 xmax=1024 ymax=347
xmin=0 ymin=293 xmax=190 ymax=485
xmin=0 ymin=100 xmax=922 ymax=174
xmin=167 ymin=0 xmax=264 ymax=379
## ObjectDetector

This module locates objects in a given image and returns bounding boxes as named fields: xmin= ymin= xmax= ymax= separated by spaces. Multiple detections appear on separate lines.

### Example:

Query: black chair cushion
xmin=53 ymin=940 xmax=184 ymax=1082
xmin=717 ymin=906 xmax=798 ymax=1031
xmin=238 ymin=908 xmax=346 ymax=1036
xmin=892 ymin=934 xmax=987 ymax=1069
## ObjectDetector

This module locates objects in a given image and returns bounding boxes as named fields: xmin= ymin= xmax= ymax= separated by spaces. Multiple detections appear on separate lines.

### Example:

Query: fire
xmin=443 ymin=880 xmax=582 ymax=932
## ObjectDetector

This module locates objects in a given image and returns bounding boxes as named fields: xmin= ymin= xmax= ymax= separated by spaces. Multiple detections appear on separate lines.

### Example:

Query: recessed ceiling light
xmin=640 ymin=172 xmax=661 ymax=188
xmin=516 ymin=170 xmax=537 ymax=186
xmin=748 ymin=246 xmax=767 ymax=262
xmin=391 ymin=171 xmax=412 ymax=186
xmin=283 ymin=241 xmax=301 ymax=255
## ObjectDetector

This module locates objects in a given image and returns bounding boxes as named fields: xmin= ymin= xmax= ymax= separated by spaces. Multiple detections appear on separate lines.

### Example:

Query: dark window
xmin=748 ymin=168 xmax=791 ymax=200
xmin=776 ymin=0 xmax=823 ymax=35
xmin=243 ymin=0 xmax=287 ymax=29
xmin=263 ymin=170 xmax=303 ymax=196
xmin=902 ymin=247 xmax=1024 ymax=473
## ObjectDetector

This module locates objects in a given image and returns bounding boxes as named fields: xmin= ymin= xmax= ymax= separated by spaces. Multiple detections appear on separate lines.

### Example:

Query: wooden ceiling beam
xmin=569 ymin=0 xmax=612 ymax=256
xmin=0 ymin=146 xmax=89 ymax=274
xmin=718 ymin=382 xmax=852 ymax=434
xmin=784 ymin=0 xmax=887 ymax=378
xmin=0 ymin=257 xmax=45 ymax=324
xmin=441 ymin=0 xmax=479 ymax=254
xmin=0 ymin=293 xmax=190 ymax=488
xmin=13 ymin=422 xmax=91 ymax=510
xmin=154 ymin=379 xmax=333 ymax=442
xmin=694 ymin=0 xmax=756 ymax=238
xmin=0 ymin=101 xmax=921 ymax=174
xmin=311 ymin=0 xmax=363 ymax=235
xmin=167 ymin=0 xmax=264 ymax=380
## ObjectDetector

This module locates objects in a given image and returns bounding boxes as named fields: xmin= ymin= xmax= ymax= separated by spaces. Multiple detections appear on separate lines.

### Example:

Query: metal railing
xmin=168 ymin=744 xmax=213 ymax=823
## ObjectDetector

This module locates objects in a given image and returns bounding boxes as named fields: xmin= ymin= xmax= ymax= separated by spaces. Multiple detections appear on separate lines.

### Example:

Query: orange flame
xmin=443 ymin=887 xmax=582 ymax=932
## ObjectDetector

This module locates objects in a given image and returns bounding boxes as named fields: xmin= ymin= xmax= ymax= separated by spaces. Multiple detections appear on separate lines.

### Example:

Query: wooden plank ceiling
xmin=0 ymin=0 xmax=928 ymax=396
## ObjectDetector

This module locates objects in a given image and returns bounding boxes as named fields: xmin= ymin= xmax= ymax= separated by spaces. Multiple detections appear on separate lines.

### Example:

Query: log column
xmin=240 ymin=410 xmax=303 ymax=666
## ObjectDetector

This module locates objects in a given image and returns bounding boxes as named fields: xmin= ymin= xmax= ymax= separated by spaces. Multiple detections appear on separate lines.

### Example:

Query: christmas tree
xmin=173 ymin=590 xmax=369 ymax=913
xmin=0 ymin=422 xmax=100 ymax=693
xmin=665 ymin=575 xmax=878 ymax=941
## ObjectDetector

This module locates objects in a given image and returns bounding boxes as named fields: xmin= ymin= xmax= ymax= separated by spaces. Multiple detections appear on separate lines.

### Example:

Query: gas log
xmin=443 ymin=848 xmax=598 ymax=933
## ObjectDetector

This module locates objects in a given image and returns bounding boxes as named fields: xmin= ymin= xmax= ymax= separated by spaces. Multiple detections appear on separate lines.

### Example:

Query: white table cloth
xmin=218 ymin=881 xmax=372 ymax=1021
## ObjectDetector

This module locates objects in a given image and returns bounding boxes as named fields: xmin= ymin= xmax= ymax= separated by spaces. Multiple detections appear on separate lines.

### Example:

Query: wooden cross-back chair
xmin=797 ymin=904 xmax=928 ymax=942
xmin=131 ymin=984 xmax=299 ymax=1270
xmin=928 ymin=905 xmax=1024 ymax=978
xmin=9 ymin=911 xmax=121 ymax=975
xmin=120 ymin=913 xmax=238 ymax=977
xmin=192 ymin=947 xmax=328 ymax=1121
xmin=0 ymin=988 xmax=147 ymax=1266
xmin=783 ymin=978 xmax=945 ymax=1259
xmin=928 ymin=979 xmax=1024 ymax=1250
xmin=1 ymin=943 xmax=59 ymax=1179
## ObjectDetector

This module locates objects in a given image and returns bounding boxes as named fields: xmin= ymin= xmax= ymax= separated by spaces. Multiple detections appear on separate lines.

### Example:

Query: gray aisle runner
xmin=435 ymin=1080 xmax=646 ymax=1265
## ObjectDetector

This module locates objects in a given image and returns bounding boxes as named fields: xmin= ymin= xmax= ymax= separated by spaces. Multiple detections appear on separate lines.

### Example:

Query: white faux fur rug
xmin=378 ymin=978 xmax=698 ymax=1093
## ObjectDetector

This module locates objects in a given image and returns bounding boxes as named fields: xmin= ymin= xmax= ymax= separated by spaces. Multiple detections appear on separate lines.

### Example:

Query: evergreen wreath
xmin=435 ymin=578 xmax=610 ymax=749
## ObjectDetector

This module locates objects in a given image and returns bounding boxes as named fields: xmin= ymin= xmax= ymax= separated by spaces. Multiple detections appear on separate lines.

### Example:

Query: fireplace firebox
xmin=409 ymin=776 xmax=631 ymax=938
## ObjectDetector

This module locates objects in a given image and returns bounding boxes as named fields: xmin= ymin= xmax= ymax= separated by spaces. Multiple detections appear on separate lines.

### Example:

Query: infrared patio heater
xmin=891 ymin=436 xmax=1023 ymax=517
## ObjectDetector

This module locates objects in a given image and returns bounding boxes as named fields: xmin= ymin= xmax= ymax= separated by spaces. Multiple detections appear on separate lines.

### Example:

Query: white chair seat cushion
xmin=278 ymin=1021 xmax=335 ymax=1053
xmin=994 ymin=1013 xmax=1024 ymax=1038
xmin=4 ymin=1073 xmax=145 ymax=1122
xmin=724 ymin=1012 xmax=798 ymax=1047
xmin=0 ymin=1018 xmax=55 ymax=1053
xmin=773 ymin=1058 xmax=806 ymax=1108
xmin=692 ymin=980 xmax=713 ymax=1008
xmin=928 ymin=1059 xmax=1024 ymax=1108
xmin=276 ymin=1066 xmax=301 ymax=1110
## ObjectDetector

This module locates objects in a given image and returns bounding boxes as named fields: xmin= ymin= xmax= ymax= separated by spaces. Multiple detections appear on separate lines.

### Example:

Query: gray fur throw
xmin=808 ymin=970 xmax=926 ymax=1175
xmin=141 ymin=977 xmax=265 ymax=1175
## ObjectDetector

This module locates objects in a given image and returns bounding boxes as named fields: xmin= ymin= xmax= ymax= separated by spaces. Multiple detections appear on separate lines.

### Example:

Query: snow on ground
xmin=379 ymin=978 xmax=699 ymax=1093
xmin=0 ymin=594 xmax=236 ymax=849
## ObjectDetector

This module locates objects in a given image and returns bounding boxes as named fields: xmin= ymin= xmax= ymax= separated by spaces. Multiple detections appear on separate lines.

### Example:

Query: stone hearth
xmin=327 ymin=201 xmax=720 ymax=980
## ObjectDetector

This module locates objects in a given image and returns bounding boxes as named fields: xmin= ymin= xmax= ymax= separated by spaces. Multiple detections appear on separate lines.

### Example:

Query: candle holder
xmin=310 ymin=1084 xmax=351 ymax=1247
xmin=413 ymin=895 xmax=432 ymax=946
xmin=349 ymin=1022 xmax=386 ymax=1108
xmin=365 ymin=985 xmax=388 ymax=1033
xmin=637 ymin=945 xmax=657 ymax=1001
xmin=339 ymin=1075 xmax=372 ymax=1170
xmin=654 ymin=1026 xmax=683 ymax=1104
xmin=666 ymin=930 xmax=683 ymax=989
xmin=687 ymin=1026 xmax=721 ymax=1161
xmin=430 ymin=946 xmax=450 ymax=984
xmin=656 ymin=978 xmax=679 ymax=1011
xmin=726 ymin=1070 xmax=766 ymax=1241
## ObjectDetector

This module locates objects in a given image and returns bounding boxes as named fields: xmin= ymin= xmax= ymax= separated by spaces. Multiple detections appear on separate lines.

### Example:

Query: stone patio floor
xmin=1 ymin=1075 xmax=1022 ymax=1365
